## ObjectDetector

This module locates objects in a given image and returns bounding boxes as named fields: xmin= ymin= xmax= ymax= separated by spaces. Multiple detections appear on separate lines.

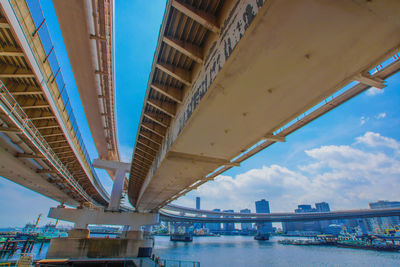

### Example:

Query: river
xmin=1 ymin=235 xmax=399 ymax=266
xmin=153 ymin=236 xmax=400 ymax=267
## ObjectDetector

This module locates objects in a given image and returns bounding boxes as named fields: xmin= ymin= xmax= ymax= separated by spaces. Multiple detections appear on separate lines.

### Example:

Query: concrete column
xmin=68 ymin=228 xmax=90 ymax=238
xmin=68 ymin=221 xmax=89 ymax=238
xmin=108 ymin=167 xmax=126 ymax=211
xmin=125 ymin=230 xmax=144 ymax=240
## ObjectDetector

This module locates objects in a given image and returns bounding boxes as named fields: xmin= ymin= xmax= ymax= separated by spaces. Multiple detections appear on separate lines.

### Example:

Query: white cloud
xmin=366 ymin=87 xmax=384 ymax=96
xmin=119 ymin=145 xmax=133 ymax=162
xmin=360 ymin=116 xmax=369 ymax=125
xmin=176 ymin=132 xmax=400 ymax=212
xmin=375 ymin=112 xmax=386 ymax=119
xmin=356 ymin=131 xmax=400 ymax=152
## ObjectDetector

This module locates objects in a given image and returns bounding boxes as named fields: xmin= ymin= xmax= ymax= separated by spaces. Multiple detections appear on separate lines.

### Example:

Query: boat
xmin=170 ymin=233 xmax=193 ymax=242
xmin=254 ymin=233 xmax=270 ymax=240
xmin=337 ymin=241 xmax=399 ymax=252
xmin=337 ymin=238 xmax=400 ymax=252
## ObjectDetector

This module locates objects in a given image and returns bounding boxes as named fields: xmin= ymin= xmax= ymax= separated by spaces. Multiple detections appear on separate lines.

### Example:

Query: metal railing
xmin=136 ymin=257 xmax=200 ymax=267
xmin=6 ymin=0 xmax=110 ymax=202
xmin=0 ymin=80 xmax=91 ymax=202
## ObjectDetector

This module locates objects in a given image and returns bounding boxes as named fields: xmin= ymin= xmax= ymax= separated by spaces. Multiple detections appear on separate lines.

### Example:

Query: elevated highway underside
xmin=52 ymin=0 xmax=119 ymax=164
xmin=129 ymin=0 xmax=400 ymax=211
xmin=0 ymin=0 xmax=109 ymax=206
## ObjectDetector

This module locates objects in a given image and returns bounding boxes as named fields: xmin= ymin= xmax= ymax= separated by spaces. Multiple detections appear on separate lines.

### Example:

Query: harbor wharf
xmin=0 ymin=239 xmax=35 ymax=255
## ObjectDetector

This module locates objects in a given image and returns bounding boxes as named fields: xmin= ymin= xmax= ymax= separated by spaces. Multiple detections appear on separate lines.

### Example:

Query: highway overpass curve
xmin=160 ymin=208 xmax=400 ymax=223
xmin=130 ymin=0 xmax=400 ymax=211
xmin=52 ymin=0 xmax=119 ymax=164
xmin=0 ymin=1 xmax=109 ymax=206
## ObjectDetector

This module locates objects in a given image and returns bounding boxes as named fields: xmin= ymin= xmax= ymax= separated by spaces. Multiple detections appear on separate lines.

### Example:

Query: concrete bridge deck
xmin=0 ymin=0 xmax=110 ymax=206
xmin=52 ymin=0 xmax=119 ymax=166
xmin=129 ymin=0 xmax=400 ymax=211
xmin=160 ymin=206 xmax=400 ymax=223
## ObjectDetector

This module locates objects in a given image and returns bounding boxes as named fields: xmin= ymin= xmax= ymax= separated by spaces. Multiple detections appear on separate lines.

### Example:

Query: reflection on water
xmin=154 ymin=236 xmax=400 ymax=267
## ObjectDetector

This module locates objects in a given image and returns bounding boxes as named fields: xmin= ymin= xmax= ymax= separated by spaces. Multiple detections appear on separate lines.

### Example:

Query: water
xmin=0 ymin=241 xmax=50 ymax=262
xmin=153 ymin=236 xmax=400 ymax=267
xmin=1 ymin=236 xmax=399 ymax=266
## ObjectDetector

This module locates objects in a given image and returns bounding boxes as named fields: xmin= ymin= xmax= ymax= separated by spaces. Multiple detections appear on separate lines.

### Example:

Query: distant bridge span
xmin=128 ymin=0 xmax=400 ymax=211
xmin=160 ymin=207 xmax=400 ymax=223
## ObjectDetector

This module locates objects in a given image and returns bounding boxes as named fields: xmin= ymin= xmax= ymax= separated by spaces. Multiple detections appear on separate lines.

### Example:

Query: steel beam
xmin=163 ymin=36 xmax=203 ymax=64
xmin=143 ymin=111 xmax=170 ymax=128
xmin=354 ymin=73 xmax=386 ymax=89
xmin=139 ymin=131 xmax=163 ymax=145
xmin=36 ymin=123 xmax=59 ymax=130
xmin=137 ymin=139 xmax=159 ymax=153
xmin=141 ymin=122 xmax=166 ymax=137
xmin=42 ymin=132 xmax=64 ymax=138
xmin=171 ymin=0 xmax=220 ymax=33
xmin=136 ymin=144 xmax=157 ymax=158
xmin=147 ymin=98 xmax=176 ymax=117
xmin=156 ymin=63 xmax=191 ymax=86
xmin=0 ymin=64 xmax=34 ymax=78
xmin=0 ymin=18 xmax=10 ymax=28
xmin=0 ymin=46 xmax=24 ymax=57
xmin=30 ymin=115 xmax=56 ymax=121
xmin=0 ymin=126 xmax=20 ymax=133
xmin=150 ymin=83 xmax=183 ymax=103
xmin=16 ymin=153 xmax=44 ymax=159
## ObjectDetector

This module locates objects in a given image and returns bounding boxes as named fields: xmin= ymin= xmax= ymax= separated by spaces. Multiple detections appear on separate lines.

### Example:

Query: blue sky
xmin=0 ymin=1 xmax=399 ymax=227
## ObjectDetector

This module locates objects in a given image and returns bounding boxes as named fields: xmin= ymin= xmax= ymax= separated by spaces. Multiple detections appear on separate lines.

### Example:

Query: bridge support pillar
xmin=46 ymin=206 xmax=159 ymax=259
xmin=68 ymin=228 xmax=90 ymax=238
xmin=92 ymin=159 xmax=131 ymax=211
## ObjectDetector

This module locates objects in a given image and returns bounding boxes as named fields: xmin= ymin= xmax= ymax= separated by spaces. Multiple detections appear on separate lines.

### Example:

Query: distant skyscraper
xmin=196 ymin=197 xmax=200 ymax=210
xmin=206 ymin=209 xmax=221 ymax=233
xmin=255 ymin=199 xmax=271 ymax=213
xmin=223 ymin=210 xmax=235 ymax=233
xmin=240 ymin=208 xmax=252 ymax=231
xmin=283 ymin=204 xmax=322 ymax=233
xmin=315 ymin=202 xmax=331 ymax=230
xmin=194 ymin=197 xmax=202 ymax=229
xmin=255 ymin=199 xmax=273 ymax=233
xmin=315 ymin=202 xmax=330 ymax=212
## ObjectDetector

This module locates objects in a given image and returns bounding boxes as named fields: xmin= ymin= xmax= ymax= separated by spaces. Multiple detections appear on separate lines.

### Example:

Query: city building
xmin=194 ymin=197 xmax=202 ymax=230
xmin=223 ymin=210 xmax=235 ymax=233
xmin=315 ymin=202 xmax=331 ymax=230
xmin=283 ymin=203 xmax=325 ymax=233
xmin=255 ymin=199 xmax=273 ymax=233
xmin=206 ymin=209 xmax=222 ymax=233
xmin=196 ymin=197 xmax=201 ymax=210
xmin=366 ymin=200 xmax=400 ymax=233
xmin=315 ymin=202 xmax=330 ymax=212
xmin=240 ymin=208 xmax=252 ymax=232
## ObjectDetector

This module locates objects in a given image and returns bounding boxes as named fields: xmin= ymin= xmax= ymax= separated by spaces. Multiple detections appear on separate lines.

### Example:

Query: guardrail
xmin=0 ymin=80 xmax=91 ymax=202
xmin=143 ymin=257 xmax=200 ymax=267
